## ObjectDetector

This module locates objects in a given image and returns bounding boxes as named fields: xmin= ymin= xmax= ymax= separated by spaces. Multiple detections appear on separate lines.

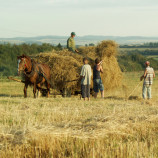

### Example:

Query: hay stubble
xmin=0 ymin=93 xmax=158 ymax=157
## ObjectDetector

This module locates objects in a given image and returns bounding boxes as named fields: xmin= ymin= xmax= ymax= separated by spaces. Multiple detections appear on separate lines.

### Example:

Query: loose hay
xmin=34 ymin=40 xmax=122 ymax=93
xmin=96 ymin=40 xmax=118 ymax=58
xmin=35 ymin=51 xmax=82 ymax=91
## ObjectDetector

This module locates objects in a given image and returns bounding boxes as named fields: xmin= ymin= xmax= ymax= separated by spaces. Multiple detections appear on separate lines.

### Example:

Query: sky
xmin=0 ymin=0 xmax=158 ymax=37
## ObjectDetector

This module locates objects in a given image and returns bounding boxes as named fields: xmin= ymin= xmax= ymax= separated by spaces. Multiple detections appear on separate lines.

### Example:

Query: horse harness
xmin=23 ymin=58 xmax=80 ymax=88
xmin=23 ymin=59 xmax=44 ymax=83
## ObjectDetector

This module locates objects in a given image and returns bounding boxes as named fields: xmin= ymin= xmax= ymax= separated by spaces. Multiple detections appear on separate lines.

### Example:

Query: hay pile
xmin=99 ymin=41 xmax=122 ymax=90
xmin=35 ymin=40 xmax=122 ymax=93
xmin=96 ymin=40 xmax=118 ymax=57
xmin=35 ymin=50 xmax=82 ymax=91
xmin=79 ymin=40 xmax=122 ymax=91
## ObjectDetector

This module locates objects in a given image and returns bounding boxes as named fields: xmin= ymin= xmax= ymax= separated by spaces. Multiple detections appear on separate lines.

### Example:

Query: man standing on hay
xmin=140 ymin=61 xmax=155 ymax=100
xmin=93 ymin=58 xmax=104 ymax=98
xmin=80 ymin=57 xmax=92 ymax=101
xmin=67 ymin=32 xmax=79 ymax=53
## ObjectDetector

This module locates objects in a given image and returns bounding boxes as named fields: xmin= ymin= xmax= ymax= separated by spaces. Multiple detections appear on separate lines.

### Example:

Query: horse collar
xmin=25 ymin=59 xmax=34 ymax=76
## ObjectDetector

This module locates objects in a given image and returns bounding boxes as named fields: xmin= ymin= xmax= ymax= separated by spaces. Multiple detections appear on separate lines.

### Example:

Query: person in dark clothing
xmin=93 ymin=58 xmax=104 ymax=98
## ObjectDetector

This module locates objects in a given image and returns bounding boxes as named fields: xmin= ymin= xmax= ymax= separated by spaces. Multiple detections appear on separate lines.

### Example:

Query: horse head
xmin=17 ymin=54 xmax=32 ymax=75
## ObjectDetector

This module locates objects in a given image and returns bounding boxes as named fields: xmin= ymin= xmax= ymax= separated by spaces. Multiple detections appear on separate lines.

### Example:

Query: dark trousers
xmin=81 ymin=84 xmax=90 ymax=98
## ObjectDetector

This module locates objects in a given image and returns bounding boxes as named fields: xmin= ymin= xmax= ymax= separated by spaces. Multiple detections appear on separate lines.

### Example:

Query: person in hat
xmin=93 ymin=58 xmax=104 ymax=98
xmin=140 ymin=61 xmax=155 ymax=99
xmin=80 ymin=57 xmax=92 ymax=101
xmin=67 ymin=32 xmax=79 ymax=53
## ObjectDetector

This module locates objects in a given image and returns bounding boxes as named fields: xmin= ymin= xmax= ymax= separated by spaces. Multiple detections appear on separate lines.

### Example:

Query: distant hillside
xmin=0 ymin=36 xmax=158 ymax=45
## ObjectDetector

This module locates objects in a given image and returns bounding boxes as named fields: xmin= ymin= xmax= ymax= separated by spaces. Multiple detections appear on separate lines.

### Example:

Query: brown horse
xmin=17 ymin=54 xmax=51 ymax=98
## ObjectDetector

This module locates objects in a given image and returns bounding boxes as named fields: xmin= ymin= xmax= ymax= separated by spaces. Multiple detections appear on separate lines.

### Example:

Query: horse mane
xmin=17 ymin=54 xmax=31 ymax=61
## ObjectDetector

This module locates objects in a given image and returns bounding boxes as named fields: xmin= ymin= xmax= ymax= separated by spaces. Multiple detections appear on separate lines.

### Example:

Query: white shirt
xmin=80 ymin=64 xmax=92 ymax=85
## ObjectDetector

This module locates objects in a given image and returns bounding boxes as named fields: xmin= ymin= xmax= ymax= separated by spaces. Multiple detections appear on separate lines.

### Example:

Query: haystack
xmin=35 ymin=50 xmax=82 ymax=91
xmin=79 ymin=40 xmax=122 ymax=91
xmin=97 ymin=41 xmax=122 ymax=90
xmin=34 ymin=40 xmax=122 ymax=93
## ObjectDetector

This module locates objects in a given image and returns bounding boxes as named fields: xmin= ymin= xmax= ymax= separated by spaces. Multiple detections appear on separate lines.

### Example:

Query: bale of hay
xmin=34 ymin=40 xmax=122 ymax=93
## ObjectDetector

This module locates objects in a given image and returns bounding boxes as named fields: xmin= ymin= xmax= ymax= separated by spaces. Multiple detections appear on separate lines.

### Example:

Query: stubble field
xmin=0 ymin=72 xmax=158 ymax=158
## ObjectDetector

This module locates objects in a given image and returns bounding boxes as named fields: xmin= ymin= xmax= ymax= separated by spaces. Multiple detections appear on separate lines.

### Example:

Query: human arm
xmin=140 ymin=69 xmax=147 ymax=81
xmin=153 ymin=71 xmax=155 ymax=78
xmin=97 ymin=60 xmax=103 ymax=73
xmin=100 ymin=65 xmax=103 ymax=73
xmin=80 ymin=66 xmax=85 ymax=78
xmin=96 ymin=64 xmax=103 ymax=73
xmin=98 ymin=60 xmax=103 ymax=65
xmin=75 ymin=49 xmax=79 ymax=53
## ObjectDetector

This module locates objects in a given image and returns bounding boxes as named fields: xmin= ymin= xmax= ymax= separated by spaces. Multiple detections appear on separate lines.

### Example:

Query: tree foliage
xmin=118 ymin=53 xmax=158 ymax=72
xmin=0 ymin=43 xmax=62 ymax=76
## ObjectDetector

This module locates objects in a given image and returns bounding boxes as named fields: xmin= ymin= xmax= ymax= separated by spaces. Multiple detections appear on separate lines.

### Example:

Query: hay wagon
xmin=8 ymin=41 xmax=122 ymax=97
xmin=33 ymin=40 xmax=122 ymax=97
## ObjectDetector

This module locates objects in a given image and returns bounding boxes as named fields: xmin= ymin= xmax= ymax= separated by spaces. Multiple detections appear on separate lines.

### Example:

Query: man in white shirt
xmin=80 ymin=57 xmax=92 ymax=101
xmin=140 ymin=61 xmax=155 ymax=99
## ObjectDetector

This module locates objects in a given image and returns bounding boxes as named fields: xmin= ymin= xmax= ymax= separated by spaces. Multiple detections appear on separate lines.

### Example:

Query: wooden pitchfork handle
xmin=7 ymin=76 xmax=25 ymax=83
xmin=127 ymin=81 xmax=143 ymax=99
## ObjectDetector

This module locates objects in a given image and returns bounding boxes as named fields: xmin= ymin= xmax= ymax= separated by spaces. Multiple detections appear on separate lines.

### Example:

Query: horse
xmin=17 ymin=54 xmax=51 ymax=98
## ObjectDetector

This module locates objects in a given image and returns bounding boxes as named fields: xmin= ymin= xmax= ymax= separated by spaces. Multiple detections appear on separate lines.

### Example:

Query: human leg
xmin=87 ymin=85 xmax=90 ymax=101
xmin=81 ymin=85 xmax=86 ymax=100
xmin=142 ymin=85 xmax=147 ymax=99
xmin=94 ymin=92 xmax=98 ymax=98
xmin=99 ymin=79 xmax=104 ymax=98
xmin=147 ymin=85 xmax=152 ymax=99
xmin=93 ymin=79 xmax=99 ymax=98
xmin=101 ymin=90 xmax=104 ymax=98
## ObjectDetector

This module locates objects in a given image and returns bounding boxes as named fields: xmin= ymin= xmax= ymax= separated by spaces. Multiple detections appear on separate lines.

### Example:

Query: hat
xmin=71 ymin=32 xmax=76 ymax=36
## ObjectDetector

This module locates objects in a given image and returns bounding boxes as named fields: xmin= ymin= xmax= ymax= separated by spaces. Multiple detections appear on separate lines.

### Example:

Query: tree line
xmin=0 ymin=43 xmax=62 ymax=76
xmin=118 ymin=53 xmax=158 ymax=72
xmin=1 ymin=43 xmax=158 ymax=76
xmin=120 ymin=42 xmax=158 ymax=48
xmin=123 ymin=49 xmax=158 ymax=56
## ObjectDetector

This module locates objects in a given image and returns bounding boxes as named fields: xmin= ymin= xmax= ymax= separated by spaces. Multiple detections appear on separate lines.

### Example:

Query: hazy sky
xmin=0 ymin=0 xmax=158 ymax=37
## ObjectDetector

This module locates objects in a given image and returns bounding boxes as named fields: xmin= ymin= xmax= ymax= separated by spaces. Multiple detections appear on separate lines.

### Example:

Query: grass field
xmin=119 ymin=47 xmax=158 ymax=53
xmin=146 ymin=55 xmax=158 ymax=61
xmin=119 ymin=48 xmax=158 ymax=59
xmin=0 ymin=72 xmax=158 ymax=158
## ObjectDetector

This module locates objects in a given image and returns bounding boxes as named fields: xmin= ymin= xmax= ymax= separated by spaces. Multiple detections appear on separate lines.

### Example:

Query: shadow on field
xmin=104 ymin=96 xmax=125 ymax=100
xmin=0 ymin=94 xmax=23 ymax=98
xmin=105 ymin=95 xmax=141 ymax=101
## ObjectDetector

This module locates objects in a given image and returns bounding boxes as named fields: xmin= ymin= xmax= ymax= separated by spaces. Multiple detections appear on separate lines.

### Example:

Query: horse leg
xmin=37 ymin=85 xmax=41 ymax=98
xmin=33 ymin=83 xmax=37 ymax=98
xmin=46 ymin=83 xmax=50 ymax=98
xmin=24 ymin=83 xmax=28 ymax=98
xmin=37 ymin=90 xmax=41 ymax=98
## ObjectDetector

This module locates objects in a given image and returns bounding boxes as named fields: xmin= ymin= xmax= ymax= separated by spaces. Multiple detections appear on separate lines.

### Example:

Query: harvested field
xmin=0 ymin=72 xmax=158 ymax=157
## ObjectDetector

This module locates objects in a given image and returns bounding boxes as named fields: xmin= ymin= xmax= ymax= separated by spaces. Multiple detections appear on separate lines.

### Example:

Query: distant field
xmin=0 ymin=72 xmax=158 ymax=157
xmin=146 ymin=55 xmax=158 ymax=61
xmin=119 ymin=47 xmax=158 ymax=56
xmin=119 ymin=47 xmax=158 ymax=52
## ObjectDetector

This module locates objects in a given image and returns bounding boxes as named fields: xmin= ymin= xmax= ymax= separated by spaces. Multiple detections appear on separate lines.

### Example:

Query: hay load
xmin=96 ymin=41 xmax=122 ymax=90
xmin=35 ymin=50 xmax=82 ymax=91
xmin=34 ymin=40 xmax=122 ymax=94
